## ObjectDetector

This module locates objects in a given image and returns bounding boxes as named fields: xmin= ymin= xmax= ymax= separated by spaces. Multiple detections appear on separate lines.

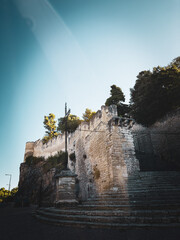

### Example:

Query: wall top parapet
xmin=26 ymin=105 xmax=118 ymax=147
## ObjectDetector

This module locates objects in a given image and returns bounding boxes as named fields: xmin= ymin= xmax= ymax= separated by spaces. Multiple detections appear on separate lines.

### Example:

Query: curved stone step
xmin=35 ymin=214 xmax=180 ymax=229
xmin=88 ymin=195 xmax=180 ymax=202
xmin=83 ymin=199 xmax=180 ymax=205
xmin=99 ymin=190 xmax=180 ymax=197
xmin=35 ymin=171 xmax=180 ymax=228
xmin=78 ymin=203 xmax=180 ymax=210
xmin=38 ymin=208 xmax=180 ymax=217
xmin=36 ymin=210 xmax=180 ymax=224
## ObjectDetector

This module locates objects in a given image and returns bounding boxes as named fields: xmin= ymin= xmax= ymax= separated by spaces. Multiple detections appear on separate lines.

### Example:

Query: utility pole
xmin=65 ymin=103 xmax=70 ymax=169
xmin=5 ymin=174 xmax=12 ymax=194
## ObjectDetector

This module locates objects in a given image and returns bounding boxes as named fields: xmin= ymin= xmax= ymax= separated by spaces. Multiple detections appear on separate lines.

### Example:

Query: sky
xmin=0 ymin=0 xmax=180 ymax=189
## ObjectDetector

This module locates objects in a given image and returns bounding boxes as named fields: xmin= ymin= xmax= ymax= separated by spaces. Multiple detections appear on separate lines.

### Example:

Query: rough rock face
xmin=132 ymin=108 xmax=180 ymax=170
xmin=18 ymin=162 xmax=56 ymax=205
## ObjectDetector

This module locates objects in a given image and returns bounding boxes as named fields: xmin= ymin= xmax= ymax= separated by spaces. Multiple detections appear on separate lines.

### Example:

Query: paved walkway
xmin=0 ymin=205 xmax=180 ymax=240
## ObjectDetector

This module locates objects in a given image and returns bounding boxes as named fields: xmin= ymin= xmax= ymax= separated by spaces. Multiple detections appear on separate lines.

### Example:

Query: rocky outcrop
xmin=18 ymin=162 xmax=56 ymax=205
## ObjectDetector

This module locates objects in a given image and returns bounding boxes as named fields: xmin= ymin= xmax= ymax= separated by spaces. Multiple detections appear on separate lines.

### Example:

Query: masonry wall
xmin=132 ymin=109 xmax=180 ymax=171
xmin=22 ymin=105 xmax=140 ymax=201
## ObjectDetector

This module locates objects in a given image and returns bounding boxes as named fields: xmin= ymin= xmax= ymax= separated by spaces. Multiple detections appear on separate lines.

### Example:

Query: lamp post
xmin=65 ymin=103 xmax=70 ymax=169
xmin=5 ymin=174 xmax=12 ymax=194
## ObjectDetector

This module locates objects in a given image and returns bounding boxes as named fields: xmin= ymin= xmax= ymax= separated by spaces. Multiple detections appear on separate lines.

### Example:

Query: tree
xmin=0 ymin=187 xmax=18 ymax=203
xmin=169 ymin=56 xmax=180 ymax=68
xmin=82 ymin=108 xmax=96 ymax=122
xmin=42 ymin=113 xmax=58 ymax=144
xmin=57 ymin=114 xmax=82 ymax=133
xmin=105 ymin=85 xmax=129 ymax=116
xmin=130 ymin=58 xmax=180 ymax=126
xmin=11 ymin=187 xmax=18 ymax=197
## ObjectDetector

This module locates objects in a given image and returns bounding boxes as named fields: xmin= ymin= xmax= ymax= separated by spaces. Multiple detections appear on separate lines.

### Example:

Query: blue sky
xmin=0 ymin=0 xmax=180 ymax=189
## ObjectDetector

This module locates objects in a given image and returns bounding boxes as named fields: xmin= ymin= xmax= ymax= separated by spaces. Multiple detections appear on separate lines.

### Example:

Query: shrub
xmin=43 ymin=151 xmax=67 ymax=173
xmin=25 ymin=156 xmax=44 ymax=166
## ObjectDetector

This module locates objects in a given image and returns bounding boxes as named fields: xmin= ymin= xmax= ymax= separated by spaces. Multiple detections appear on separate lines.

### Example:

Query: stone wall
xmin=21 ymin=105 xmax=140 ymax=201
xmin=18 ymin=162 xmax=56 ymax=205
xmin=132 ymin=109 xmax=180 ymax=171
xmin=24 ymin=142 xmax=35 ymax=161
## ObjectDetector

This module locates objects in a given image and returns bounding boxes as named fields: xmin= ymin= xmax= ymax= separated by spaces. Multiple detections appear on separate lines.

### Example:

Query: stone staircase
xmin=35 ymin=171 xmax=180 ymax=228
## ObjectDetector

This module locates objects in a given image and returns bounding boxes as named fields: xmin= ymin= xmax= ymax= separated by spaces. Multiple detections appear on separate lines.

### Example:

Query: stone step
xmin=98 ymin=192 xmax=180 ymax=200
xmin=78 ymin=203 xmax=180 ymax=210
xmin=100 ymin=189 xmax=180 ymax=195
xmin=125 ymin=181 xmax=179 ymax=187
xmin=34 ymin=171 xmax=180 ymax=228
xmin=38 ymin=208 xmax=180 ymax=217
xmin=126 ymin=185 xmax=180 ymax=189
xmin=120 ymin=187 xmax=179 ymax=190
xmin=125 ymin=183 xmax=180 ymax=188
xmin=35 ymin=214 xmax=180 ymax=229
xmin=126 ymin=181 xmax=180 ymax=185
xmin=125 ymin=181 xmax=180 ymax=184
xmin=89 ymin=195 xmax=180 ymax=201
xmin=127 ymin=178 xmax=180 ymax=181
xmin=99 ymin=192 xmax=180 ymax=198
xmin=36 ymin=210 xmax=180 ymax=224
xmin=127 ymin=179 xmax=180 ymax=183
xmin=132 ymin=171 xmax=180 ymax=176
xmin=84 ymin=199 xmax=180 ymax=205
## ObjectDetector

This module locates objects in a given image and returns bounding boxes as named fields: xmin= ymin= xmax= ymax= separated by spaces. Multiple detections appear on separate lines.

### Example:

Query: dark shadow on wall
xmin=132 ymin=131 xmax=180 ymax=171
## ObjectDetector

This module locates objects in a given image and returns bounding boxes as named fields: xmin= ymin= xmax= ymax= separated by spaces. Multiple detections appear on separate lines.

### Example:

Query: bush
xmin=0 ymin=187 xmax=18 ymax=203
xmin=25 ymin=152 xmax=68 ymax=173
xmin=43 ymin=151 xmax=67 ymax=173
xmin=25 ymin=156 xmax=44 ymax=166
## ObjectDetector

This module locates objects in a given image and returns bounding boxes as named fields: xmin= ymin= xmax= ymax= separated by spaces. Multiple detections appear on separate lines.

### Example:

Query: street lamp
xmin=5 ymin=174 xmax=12 ymax=192
xmin=65 ymin=103 xmax=70 ymax=169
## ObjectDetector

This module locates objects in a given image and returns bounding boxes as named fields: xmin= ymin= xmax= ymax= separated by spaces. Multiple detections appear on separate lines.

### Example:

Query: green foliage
xmin=169 ymin=56 xmax=180 ymax=68
xmin=69 ymin=152 xmax=76 ymax=162
xmin=42 ymin=113 xmax=58 ymax=144
xmin=25 ymin=156 xmax=44 ymax=166
xmin=25 ymin=152 xmax=67 ymax=173
xmin=0 ymin=187 xmax=18 ymax=203
xmin=82 ymin=108 xmax=96 ymax=122
xmin=43 ymin=151 xmax=67 ymax=173
xmin=11 ymin=187 xmax=18 ymax=197
xmin=130 ymin=57 xmax=180 ymax=126
xmin=105 ymin=85 xmax=129 ymax=116
xmin=57 ymin=114 xmax=81 ymax=133
xmin=105 ymin=84 xmax=125 ymax=105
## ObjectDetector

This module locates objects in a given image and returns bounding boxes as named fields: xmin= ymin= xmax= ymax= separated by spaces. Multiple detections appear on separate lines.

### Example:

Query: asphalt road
xmin=0 ymin=205 xmax=180 ymax=240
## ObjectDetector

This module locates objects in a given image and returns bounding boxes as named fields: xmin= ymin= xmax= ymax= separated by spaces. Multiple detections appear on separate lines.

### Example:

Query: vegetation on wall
xmin=42 ymin=108 xmax=97 ymax=142
xmin=58 ymin=114 xmax=82 ymax=133
xmin=130 ymin=57 xmax=180 ymax=126
xmin=82 ymin=108 xmax=96 ymax=122
xmin=105 ymin=85 xmax=130 ymax=116
xmin=42 ymin=113 xmax=59 ymax=144
xmin=25 ymin=156 xmax=44 ymax=166
xmin=42 ymin=151 xmax=67 ymax=173
xmin=40 ymin=57 xmax=180 ymax=143
xmin=25 ymin=151 xmax=67 ymax=173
